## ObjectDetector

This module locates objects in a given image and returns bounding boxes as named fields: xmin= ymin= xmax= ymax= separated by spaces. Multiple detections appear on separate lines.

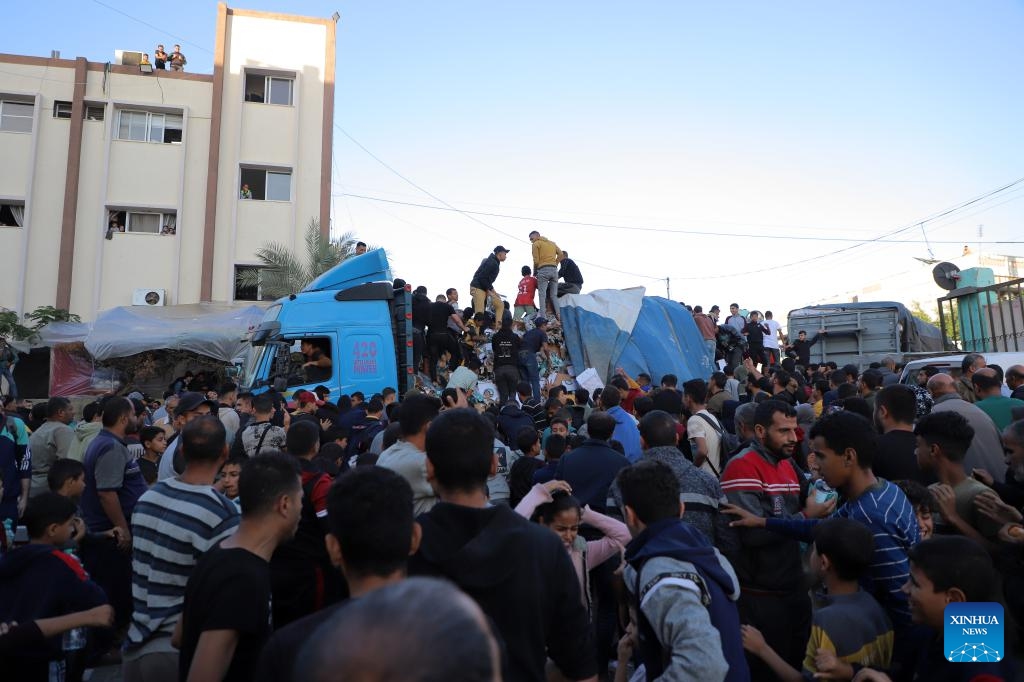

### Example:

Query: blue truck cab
xmin=239 ymin=249 xmax=414 ymax=402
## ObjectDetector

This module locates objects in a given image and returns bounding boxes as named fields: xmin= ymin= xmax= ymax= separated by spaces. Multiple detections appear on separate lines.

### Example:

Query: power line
xmin=331 ymin=180 xmax=892 ymax=235
xmin=89 ymin=0 xmax=213 ymax=54
xmin=335 ymin=191 xmax=1024 ymax=245
xmin=664 ymin=175 xmax=1024 ymax=281
xmin=335 ymin=124 xmax=665 ymax=281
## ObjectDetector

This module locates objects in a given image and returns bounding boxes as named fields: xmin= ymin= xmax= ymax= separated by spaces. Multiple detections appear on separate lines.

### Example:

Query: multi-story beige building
xmin=0 ymin=3 xmax=336 ymax=320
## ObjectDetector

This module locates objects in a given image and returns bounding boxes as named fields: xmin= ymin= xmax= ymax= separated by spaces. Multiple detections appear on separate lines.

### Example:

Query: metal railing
xmin=937 ymin=277 xmax=1024 ymax=352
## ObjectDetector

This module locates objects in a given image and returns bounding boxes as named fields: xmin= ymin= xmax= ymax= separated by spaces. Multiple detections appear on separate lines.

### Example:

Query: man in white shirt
xmin=762 ymin=311 xmax=783 ymax=368
xmin=683 ymin=379 xmax=723 ymax=478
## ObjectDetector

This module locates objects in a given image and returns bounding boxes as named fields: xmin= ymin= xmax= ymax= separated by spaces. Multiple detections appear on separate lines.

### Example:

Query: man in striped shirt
xmin=726 ymin=411 xmax=920 ymax=675
xmin=721 ymin=400 xmax=822 ymax=678
xmin=122 ymin=416 xmax=239 ymax=682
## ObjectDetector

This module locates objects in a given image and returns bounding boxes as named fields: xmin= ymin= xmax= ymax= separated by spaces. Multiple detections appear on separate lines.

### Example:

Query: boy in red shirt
xmin=514 ymin=266 xmax=538 ymax=320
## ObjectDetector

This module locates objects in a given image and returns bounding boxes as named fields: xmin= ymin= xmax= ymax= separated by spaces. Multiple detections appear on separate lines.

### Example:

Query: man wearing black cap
xmin=157 ymin=392 xmax=217 ymax=481
xmin=470 ymin=246 xmax=508 ymax=322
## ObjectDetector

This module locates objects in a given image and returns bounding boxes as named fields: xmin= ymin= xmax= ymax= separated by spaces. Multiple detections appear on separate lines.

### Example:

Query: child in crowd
xmin=532 ymin=434 xmax=566 ymax=485
xmin=914 ymin=411 xmax=1001 ymax=545
xmin=895 ymin=479 xmax=935 ymax=541
xmin=741 ymin=518 xmax=894 ymax=680
xmin=138 ymin=425 xmax=167 ymax=486
xmin=508 ymin=428 xmax=543 ymax=507
xmin=46 ymin=458 xmax=86 ymax=500
xmin=47 ymin=458 xmax=123 ymax=552
xmin=0 ymin=493 xmax=109 ymax=680
xmin=514 ymin=480 xmax=630 ymax=615
xmin=855 ymin=536 xmax=1012 ymax=681
xmin=216 ymin=456 xmax=243 ymax=509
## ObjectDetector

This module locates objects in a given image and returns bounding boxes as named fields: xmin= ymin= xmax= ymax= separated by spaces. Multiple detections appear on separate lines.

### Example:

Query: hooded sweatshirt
xmin=624 ymin=518 xmax=750 ymax=682
xmin=498 ymin=403 xmax=535 ymax=444
xmin=605 ymin=405 xmax=642 ymax=463
xmin=409 ymin=502 xmax=596 ymax=682
xmin=0 ymin=544 xmax=107 ymax=663
xmin=68 ymin=420 xmax=103 ymax=462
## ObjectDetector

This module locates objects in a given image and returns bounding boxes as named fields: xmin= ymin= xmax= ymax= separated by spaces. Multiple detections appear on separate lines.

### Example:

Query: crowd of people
xmin=4 ymin=236 xmax=1024 ymax=682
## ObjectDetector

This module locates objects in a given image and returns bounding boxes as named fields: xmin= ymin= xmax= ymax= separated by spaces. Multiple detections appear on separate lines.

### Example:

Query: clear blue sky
xmin=7 ymin=1 xmax=1024 ymax=317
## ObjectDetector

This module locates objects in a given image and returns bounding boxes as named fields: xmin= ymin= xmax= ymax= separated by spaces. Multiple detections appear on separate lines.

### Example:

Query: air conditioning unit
xmin=115 ymin=50 xmax=144 ymax=66
xmin=132 ymin=288 xmax=166 ymax=306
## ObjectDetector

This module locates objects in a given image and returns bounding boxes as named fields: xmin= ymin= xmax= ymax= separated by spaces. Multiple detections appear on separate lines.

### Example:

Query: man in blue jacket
xmin=600 ymin=385 xmax=642 ymax=463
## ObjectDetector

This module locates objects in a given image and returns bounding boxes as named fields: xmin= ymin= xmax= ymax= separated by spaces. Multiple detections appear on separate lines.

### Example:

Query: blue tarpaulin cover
xmin=559 ymin=288 xmax=712 ymax=383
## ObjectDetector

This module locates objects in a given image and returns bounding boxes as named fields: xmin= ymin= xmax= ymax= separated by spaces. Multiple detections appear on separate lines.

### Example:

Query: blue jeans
xmin=518 ymin=350 xmax=541 ymax=401
xmin=0 ymin=366 xmax=15 ymax=399
xmin=704 ymin=339 xmax=717 ymax=373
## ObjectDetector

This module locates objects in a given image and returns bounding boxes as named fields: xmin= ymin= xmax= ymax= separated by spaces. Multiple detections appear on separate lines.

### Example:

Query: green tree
xmin=235 ymin=219 xmax=367 ymax=300
xmin=0 ymin=306 xmax=81 ymax=343
xmin=910 ymin=299 xmax=956 ymax=347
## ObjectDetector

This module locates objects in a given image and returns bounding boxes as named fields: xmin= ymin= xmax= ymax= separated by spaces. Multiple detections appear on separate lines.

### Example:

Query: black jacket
xmin=788 ymin=333 xmax=822 ymax=366
xmin=409 ymin=502 xmax=596 ymax=682
xmin=498 ymin=403 xmax=535 ymax=445
xmin=558 ymin=258 xmax=583 ymax=286
xmin=492 ymin=328 xmax=521 ymax=367
xmin=411 ymin=292 xmax=432 ymax=330
xmin=471 ymin=254 xmax=502 ymax=291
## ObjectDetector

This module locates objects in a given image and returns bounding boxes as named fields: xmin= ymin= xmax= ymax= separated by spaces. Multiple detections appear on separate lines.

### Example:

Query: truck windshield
xmin=241 ymin=344 xmax=270 ymax=390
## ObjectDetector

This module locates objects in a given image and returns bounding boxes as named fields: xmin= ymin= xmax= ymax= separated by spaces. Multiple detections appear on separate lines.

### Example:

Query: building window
xmin=107 ymin=209 xmax=177 ymax=235
xmin=116 ymin=109 xmax=183 ymax=144
xmin=85 ymin=104 xmax=105 ymax=121
xmin=244 ymin=73 xmax=294 ymax=105
xmin=240 ymin=167 xmax=292 ymax=201
xmin=0 ymin=203 xmax=26 ymax=227
xmin=234 ymin=265 xmax=271 ymax=301
xmin=0 ymin=100 xmax=33 ymax=133
xmin=53 ymin=101 xmax=73 ymax=119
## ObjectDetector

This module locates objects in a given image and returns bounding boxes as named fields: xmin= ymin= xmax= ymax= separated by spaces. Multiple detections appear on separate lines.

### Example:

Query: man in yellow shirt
xmin=529 ymin=231 xmax=563 ymax=324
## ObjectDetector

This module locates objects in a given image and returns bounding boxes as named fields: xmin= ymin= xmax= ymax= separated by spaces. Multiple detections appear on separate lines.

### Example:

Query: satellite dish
xmin=932 ymin=262 xmax=961 ymax=290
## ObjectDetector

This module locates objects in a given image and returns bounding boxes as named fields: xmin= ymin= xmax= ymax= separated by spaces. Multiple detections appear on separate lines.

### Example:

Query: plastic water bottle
xmin=63 ymin=625 xmax=86 ymax=652
xmin=813 ymin=479 xmax=838 ymax=505
xmin=2 ymin=519 xmax=12 ymax=553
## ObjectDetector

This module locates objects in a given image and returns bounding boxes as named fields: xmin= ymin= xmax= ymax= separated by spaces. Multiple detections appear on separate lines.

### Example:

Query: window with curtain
xmin=116 ymin=109 xmax=183 ymax=144
xmin=128 ymin=212 xmax=161 ymax=234
xmin=0 ymin=100 xmax=34 ymax=133
xmin=106 ymin=209 xmax=176 ymax=235
xmin=0 ymin=203 xmax=25 ymax=227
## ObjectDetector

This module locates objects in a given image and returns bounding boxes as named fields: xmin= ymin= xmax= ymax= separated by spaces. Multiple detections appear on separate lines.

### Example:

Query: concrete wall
xmin=212 ymin=11 xmax=329 ymax=302
xmin=0 ymin=4 xmax=332 ymax=321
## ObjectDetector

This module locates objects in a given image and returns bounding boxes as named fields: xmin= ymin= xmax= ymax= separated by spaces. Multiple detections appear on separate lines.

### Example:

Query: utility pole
xmin=666 ymin=277 xmax=671 ymax=299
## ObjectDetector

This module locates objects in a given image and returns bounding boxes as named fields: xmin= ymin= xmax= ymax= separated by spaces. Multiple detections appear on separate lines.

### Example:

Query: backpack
xmin=695 ymin=413 xmax=740 ymax=477
xmin=347 ymin=419 xmax=385 ymax=459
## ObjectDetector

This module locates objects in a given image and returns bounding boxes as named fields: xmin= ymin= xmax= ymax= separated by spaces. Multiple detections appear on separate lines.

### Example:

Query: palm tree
xmin=235 ymin=218 xmax=365 ymax=300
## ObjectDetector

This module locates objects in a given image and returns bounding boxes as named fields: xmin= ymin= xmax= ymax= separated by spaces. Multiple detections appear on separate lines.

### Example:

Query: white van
xmin=899 ymin=352 xmax=1024 ymax=388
